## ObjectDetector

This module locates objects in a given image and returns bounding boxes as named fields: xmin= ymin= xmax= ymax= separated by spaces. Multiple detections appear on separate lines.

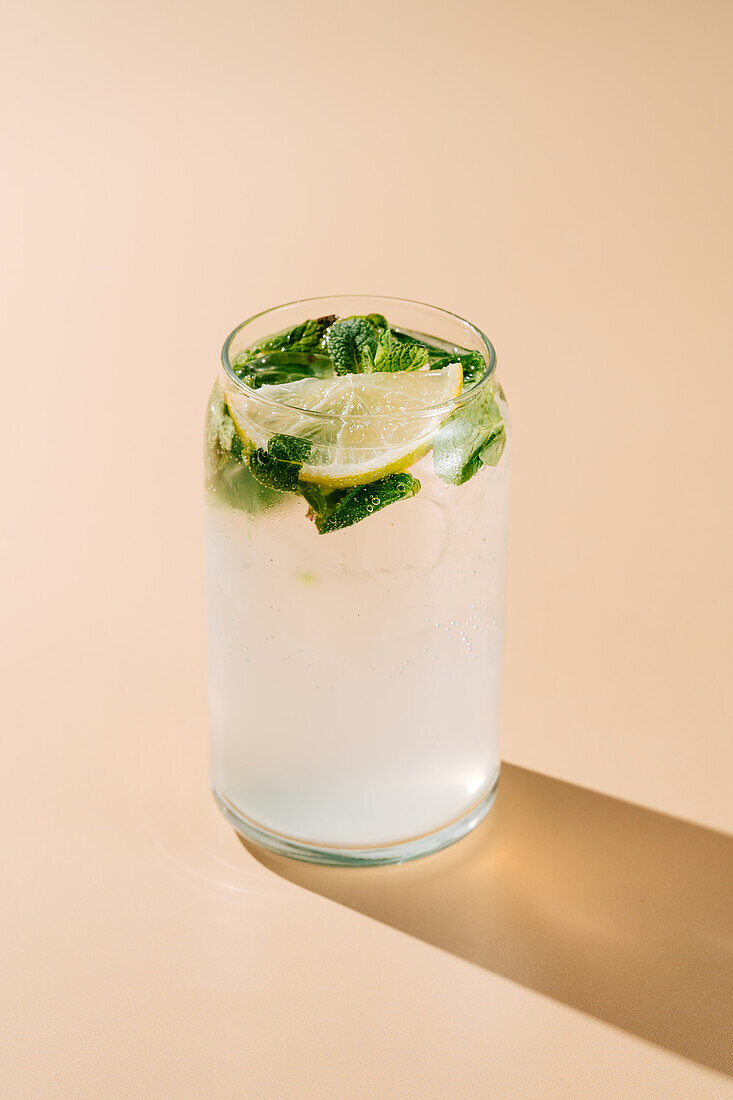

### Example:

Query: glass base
xmin=212 ymin=769 xmax=500 ymax=867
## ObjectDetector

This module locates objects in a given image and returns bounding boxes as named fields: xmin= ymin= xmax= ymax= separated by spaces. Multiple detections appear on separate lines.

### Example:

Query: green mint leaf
xmin=324 ymin=316 xmax=379 ymax=375
xmin=233 ymin=350 xmax=335 ymax=389
xmin=266 ymin=434 xmax=312 ymax=464
xmin=249 ymin=451 xmax=302 ymax=492
xmin=312 ymin=473 xmax=421 ymax=534
xmin=372 ymin=327 xmax=429 ymax=372
xmin=251 ymin=315 xmax=336 ymax=356
xmin=455 ymin=350 xmax=487 ymax=385
xmin=433 ymin=386 xmax=505 ymax=485
xmin=391 ymin=330 xmax=487 ymax=383
xmin=299 ymin=481 xmax=341 ymax=516
xmin=249 ymin=434 xmax=313 ymax=493
xmin=233 ymin=316 xmax=337 ymax=385
xmin=479 ymin=426 xmax=506 ymax=467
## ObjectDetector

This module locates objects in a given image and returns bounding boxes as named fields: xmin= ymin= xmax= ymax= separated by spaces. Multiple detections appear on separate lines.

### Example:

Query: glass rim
xmin=220 ymin=295 xmax=497 ymax=421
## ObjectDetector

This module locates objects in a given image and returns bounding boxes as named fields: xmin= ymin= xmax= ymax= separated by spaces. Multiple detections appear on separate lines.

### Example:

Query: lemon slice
xmin=225 ymin=363 xmax=463 ymax=488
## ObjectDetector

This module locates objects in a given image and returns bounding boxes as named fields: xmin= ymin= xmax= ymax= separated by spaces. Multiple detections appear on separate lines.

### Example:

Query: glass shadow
xmin=243 ymin=763 xmax=733 ymax=1076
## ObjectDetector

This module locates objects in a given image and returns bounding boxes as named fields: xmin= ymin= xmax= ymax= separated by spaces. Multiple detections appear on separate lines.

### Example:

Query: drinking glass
xmin=204 ymin=296 xmax=510 ymax=865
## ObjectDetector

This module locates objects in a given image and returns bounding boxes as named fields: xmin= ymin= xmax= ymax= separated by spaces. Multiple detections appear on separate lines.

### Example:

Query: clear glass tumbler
xmin=204 ymin=296 xmax=510 ymax=865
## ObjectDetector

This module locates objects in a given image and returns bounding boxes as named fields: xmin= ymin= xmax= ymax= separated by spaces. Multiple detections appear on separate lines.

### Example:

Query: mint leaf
xmin=454 ymin=350 xmax=487 ymax=385
xmin=250 ymin=315 xmax=336 ymax=357
xmin=311 ymin=473 xmax=421 ymax=533
xmin=249 ymin=434 xmax=313 ymax=493
xmin=233 ymin=316 xmax=337 ymax=385
xmin=299 ymin=481 xmax=338 ymax=516
xmin=479 ymin=426 xmax=506 ymax=467
xmin=366 ymin=312 xmax=389 ymax=332
xmin=433 ymin=386 xmax=505 ymax=485
xmin=233 ymin=350 xmax=335 ymax=389
xmin=249 ymin=452 xmax=301 ymax=492
xmin=266 ymin=434 xmax=312 ymax=464
xmin=391 ymin=331 xmax=487 ymax=384
xmin=368 ymin=327 xmax=429 ymax=373
xmin=325 ymin=317 xmax=379 ymax=375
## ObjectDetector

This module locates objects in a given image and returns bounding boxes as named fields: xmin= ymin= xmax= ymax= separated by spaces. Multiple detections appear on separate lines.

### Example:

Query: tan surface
xmin=3 ymin=0 xmax=733 ymax=1096
xmin=250 ymin=764 xmax=733 ymax=1075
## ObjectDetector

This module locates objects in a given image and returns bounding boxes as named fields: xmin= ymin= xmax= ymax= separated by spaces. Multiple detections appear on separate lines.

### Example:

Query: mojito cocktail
xmin=205 ymin=297 xmax=510 ymax=864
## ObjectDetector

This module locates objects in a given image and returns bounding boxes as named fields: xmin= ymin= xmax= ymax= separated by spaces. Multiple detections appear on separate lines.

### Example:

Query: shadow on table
xmin=243 ymin=763 xmax=733 ymax=1076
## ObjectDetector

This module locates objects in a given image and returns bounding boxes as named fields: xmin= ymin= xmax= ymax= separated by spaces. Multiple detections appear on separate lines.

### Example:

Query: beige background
xmin=3 ymin=1 xmax=732 ymax=1096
